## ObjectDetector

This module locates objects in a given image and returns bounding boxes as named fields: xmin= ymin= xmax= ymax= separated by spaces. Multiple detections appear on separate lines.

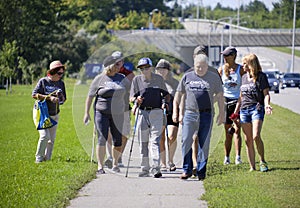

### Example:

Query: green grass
xmin=203 ymin=104 xmax=300 ymax=208
xmin=270 ymin=47 xmax=300 ymax=58
xmin=0 ymin=79 xmax=96 ymax=208
xmin=0 ymin=79 xmax=299 ymax=207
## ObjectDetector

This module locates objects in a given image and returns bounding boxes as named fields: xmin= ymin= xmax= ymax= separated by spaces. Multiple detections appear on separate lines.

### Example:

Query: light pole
xmin=148 ymin=8 xmax=159 ymax=30
xmin=291 ymin=0 xmax=297 ymax=72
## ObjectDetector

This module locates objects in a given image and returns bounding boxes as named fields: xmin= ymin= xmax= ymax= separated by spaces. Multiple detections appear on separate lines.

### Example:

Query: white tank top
xmin=222 ymin=64 xmax=242 ymax=99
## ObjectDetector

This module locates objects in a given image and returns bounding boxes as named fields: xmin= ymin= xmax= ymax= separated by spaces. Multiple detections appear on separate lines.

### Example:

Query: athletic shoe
xmin=151 ymin=168 xmax=162 ymax=178
xmin=198 ymin=174 xmax=206 ymax=181
xmin=104 ymin=158 xmax=113 ymax=169
xmin=235 ymin=157 xmax=242 ymax=165
xmin=249 ymin=167 xmax=256 ymax=172
xmin=112 ymin=166 xmax=120 ymax=173
xmin=118 ymin=157 xmax=124 ymax=167
xmin=96 ymin=169 xmax=105 ymax=174
xmin=153 ymin=172 xmax=162 ymax=178
xmin=169 ymin=163 xmax=176 ymax=171
xmin=260 ymin=162 xmax=268 ymax=172
xmin=224 ymin=157 xmax=230 ymax=165
xmin=180 ymin=172 xmax=192 ymax=180
xmin=118 ymin=163 xmax=124 ymax=167
xmin=138 ymin=170 xmax=150 ymax=177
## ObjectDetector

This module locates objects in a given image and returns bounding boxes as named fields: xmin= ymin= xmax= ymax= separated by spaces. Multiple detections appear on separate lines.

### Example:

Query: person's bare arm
xmin=173 ymin=91 xmax=183 ymax=123
xmin=215 ymin=92 xmax=225 ymax=125
xmin=83 ymin=96 xmax=93 ymax=124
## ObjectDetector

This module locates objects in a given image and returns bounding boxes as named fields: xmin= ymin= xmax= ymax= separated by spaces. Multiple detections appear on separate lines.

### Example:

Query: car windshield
xmin=266 ymin=73 xmax=275 ymax=78
xmin=284 ymin=73 xmax=300 ymax=78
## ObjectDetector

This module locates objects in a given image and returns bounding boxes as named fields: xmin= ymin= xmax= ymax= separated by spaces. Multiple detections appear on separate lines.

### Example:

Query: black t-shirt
xmin=130 ymin=73 xmax=169 ymax=108
xmin=240 ymin=72 xmax=269 ymax=109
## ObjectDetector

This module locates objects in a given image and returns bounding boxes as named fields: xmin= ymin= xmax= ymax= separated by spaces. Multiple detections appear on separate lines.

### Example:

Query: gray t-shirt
xmin=164 ymin=74 xmax=179 ymax=114
xmin=130 ymin=73 xmax=169 ymax=108
xmin=177 ymin=70 xmax=223 ymax=111
xmin=88 ymin=73 xmax=130 ymax=114
xmin=240 ymin=72 xmax=269 ymax=109
xmin=32 ymin=77 xmax=66 ymax=116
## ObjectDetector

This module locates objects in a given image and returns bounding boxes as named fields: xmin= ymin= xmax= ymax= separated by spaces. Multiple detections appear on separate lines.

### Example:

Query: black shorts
xmin=166 ymin=114 xmax=179 ymax=127
xmin=225 ymin=98 xmax=238 ymax=124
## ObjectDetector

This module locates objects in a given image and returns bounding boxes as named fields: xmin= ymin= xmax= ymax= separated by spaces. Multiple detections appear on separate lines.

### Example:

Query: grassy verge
xmin=270 ymin=47 xmax=300 ymax=58
xmin=0 ymin=79 xmax=96 ymax=208
xmin=202 ymin=104 xmax=300 ymax=207
xmin=0 ymin=79 xmax=299 ymax=207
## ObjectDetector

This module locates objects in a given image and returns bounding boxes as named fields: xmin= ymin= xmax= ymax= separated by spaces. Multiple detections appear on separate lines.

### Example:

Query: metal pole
xmin=229 ymin=17 xmax=232 ymax=47
xmin=291 ymin=0 xmax=297 ymax=73
xmin=220 ymin=26 xmax=224 ymax=68
xmin=196 ymin=0 xmax=200 ymax=33
xmin=237 ymin=0 xmax=240 ymax=27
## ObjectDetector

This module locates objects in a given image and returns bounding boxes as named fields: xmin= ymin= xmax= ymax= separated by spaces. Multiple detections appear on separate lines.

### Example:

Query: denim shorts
xmin=240 ymin=104 xmax=265 ymax=124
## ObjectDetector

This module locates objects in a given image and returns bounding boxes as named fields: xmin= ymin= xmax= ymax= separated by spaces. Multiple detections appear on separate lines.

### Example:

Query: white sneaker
xmin=235 ymin=157 xmax=242 ymax=165
xmin=224 ymin=157 xmax=230 ymax=165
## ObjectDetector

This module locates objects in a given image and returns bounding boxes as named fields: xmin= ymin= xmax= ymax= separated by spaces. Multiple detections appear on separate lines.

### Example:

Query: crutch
xmin=125 ymin=106 xmax=140 ymax=177
xmin=91 ymin=124 xmax=97 ymax=163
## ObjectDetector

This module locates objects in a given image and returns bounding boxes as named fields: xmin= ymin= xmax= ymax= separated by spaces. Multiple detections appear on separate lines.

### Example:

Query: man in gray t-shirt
xmin=173 ymin=54 xmax=224 ymax=181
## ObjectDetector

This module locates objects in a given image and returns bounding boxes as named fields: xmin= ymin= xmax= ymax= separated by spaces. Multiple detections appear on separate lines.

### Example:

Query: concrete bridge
xmin=113 ymin=19 xmax=300 ymax=67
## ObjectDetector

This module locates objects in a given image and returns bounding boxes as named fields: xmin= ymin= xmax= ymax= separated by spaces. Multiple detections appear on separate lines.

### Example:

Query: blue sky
xmin=173 ymin=0 xmax=280 ymax=10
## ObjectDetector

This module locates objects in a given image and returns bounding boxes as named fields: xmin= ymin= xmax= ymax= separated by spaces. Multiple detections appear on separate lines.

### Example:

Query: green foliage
xmin=107 ymin=10 xmax=183 ymax=30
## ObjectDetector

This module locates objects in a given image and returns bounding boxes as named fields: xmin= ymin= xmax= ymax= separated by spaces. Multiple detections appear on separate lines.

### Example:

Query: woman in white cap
xmin=155 ymin=59 xmax=179 ymax=172
xmin=32 ymin=60 xmax=67 ymax=163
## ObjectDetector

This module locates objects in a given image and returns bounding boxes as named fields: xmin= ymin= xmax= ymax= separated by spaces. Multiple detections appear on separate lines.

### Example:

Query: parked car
xmin=263 ymin=69 xmax=281 ymax=79
xmin=281 ymin=73 xmax=300 ymax=89
xmin=264 ymin=72 xmax=280 ymax=93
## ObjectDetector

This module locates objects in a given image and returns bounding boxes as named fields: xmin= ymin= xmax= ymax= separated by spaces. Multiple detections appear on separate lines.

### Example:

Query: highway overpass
xmin=113 ymin=19 xmax=300 ymax=67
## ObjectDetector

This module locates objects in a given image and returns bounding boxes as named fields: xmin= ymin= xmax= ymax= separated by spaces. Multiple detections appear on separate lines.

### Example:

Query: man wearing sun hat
xmin=130 ymin=57 xmax=170 ymax=178
xmin=32 ymin=60 xmax=67 ymax=163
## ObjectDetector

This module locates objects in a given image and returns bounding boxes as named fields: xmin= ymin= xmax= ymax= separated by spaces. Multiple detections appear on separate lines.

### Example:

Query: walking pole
xmin=125 ymin=106 xmax=140 ymax=177
xmin=91 ymin=124 xmax=96 ymax=163
xmin=163 ymin=108 xmax=170 ymax=147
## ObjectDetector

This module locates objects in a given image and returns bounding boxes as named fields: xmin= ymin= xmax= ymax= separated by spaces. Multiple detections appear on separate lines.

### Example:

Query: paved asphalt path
xmin=68 ymin=125 xmax=208 ymax=208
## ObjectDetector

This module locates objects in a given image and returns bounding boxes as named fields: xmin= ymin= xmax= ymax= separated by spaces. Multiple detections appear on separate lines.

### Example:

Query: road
xmin=269 ymin=87 xmax=300 ymax=114
xmin=234 ymin=47 xmax=300 ymax=114
xmin=236 ymin=47 xmax=300 ymax=74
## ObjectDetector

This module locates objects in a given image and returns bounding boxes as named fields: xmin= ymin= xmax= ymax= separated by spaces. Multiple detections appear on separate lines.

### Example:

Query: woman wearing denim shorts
xmin=232 ymin=53 xmax=273 ymax=172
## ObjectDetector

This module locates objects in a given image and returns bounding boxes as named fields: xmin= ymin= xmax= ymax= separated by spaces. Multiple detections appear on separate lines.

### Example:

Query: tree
xmin=0 ymin=40 xmax=19 ymax=94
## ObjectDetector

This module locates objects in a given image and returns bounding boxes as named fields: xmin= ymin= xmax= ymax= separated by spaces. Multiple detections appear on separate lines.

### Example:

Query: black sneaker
xmin=138 ymin=170 xmax=150 ymax=177
xmin=153 ymin=172 xmax=162 ymax=178
xmin=104 ymin=158 xmax=113 ymax=169
xmin=151 ymin=168 xmax=162 ymax=178
xmin=197 ymin=173 xmax=206 ymax=181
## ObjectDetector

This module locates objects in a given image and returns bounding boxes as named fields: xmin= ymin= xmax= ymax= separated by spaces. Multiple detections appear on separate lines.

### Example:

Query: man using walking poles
xmin=130 ymin=57 xmax=169 ymax=178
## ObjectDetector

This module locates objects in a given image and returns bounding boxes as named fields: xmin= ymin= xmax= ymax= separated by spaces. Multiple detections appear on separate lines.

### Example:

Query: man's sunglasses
xmin=139 ymin=66 xmax=151 ymax=71
xmin=56 ymin=72 xmax=64 ymax=76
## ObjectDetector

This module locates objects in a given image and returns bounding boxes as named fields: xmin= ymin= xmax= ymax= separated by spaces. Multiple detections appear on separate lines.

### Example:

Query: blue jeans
xmin=181 ymin=110 xmax=213 ymax=177
xmin=240 ymin=104 xmax=265 ymax=123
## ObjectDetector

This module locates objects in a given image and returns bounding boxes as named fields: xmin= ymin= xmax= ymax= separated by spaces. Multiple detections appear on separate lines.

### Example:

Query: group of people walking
xmin=32 ymin=45 xmax=273 ymax=180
